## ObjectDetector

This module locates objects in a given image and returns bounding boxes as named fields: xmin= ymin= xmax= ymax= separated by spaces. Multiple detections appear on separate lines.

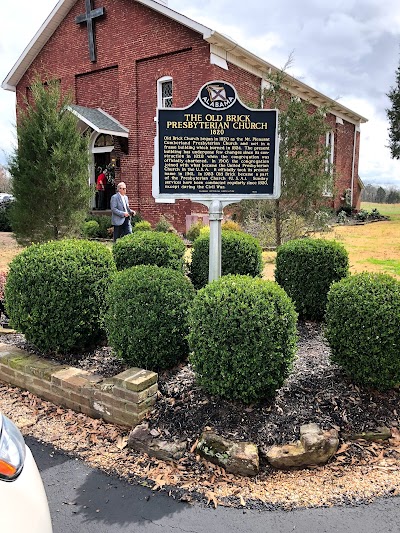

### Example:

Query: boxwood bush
xmin=132 ymin=220 xmax=152 ymax=233
xmin=275 ymin=238 xmax=349 ymax=320
xmin=85 ymin=215 xmax=112 ymax=238
xmin=185 ymin=220 xmax=204 ymax=242
xmin=4 ymin=239 xmax=116 ymax=353
xmin=81 ymin=220 xmax=100 ymax=238
xmin=104 ymin=265 xmax=195 ymax=370
xmin=113 ymin=231 xmax=186 ymax=271
xmin=325 ymin=272 xmax=400 ymax=390
xmin=188 ymin=275 xmax=298 ymax=403
xmin=189 ymin=230 xmax=263 ymax=289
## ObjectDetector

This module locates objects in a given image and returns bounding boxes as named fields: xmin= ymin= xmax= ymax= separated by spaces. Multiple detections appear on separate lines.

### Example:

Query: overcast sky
xmin=1 ymin=0 xmax=399 ymax=186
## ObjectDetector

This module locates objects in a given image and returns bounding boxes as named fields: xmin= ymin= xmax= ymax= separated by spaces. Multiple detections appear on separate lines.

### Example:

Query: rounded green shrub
xmin=4 ymin=239 xmax=116 ymax=353
xmin=85 ymin=215 xmax=112 ymax=238
xmin=132 ymin=220 xmax=152 ymax=233
xmin=113 ymin=231 xmax=186 ymax=271
xmin=189 ymin=230 xmax=263 ymax=289
xmin=275 ymin=238 xmax=349 ymax=321
xmin=95 ymin=215 xmax=112 ymax=238
xmin=81 ymin=220 xmax=100 ymax=238
xmin=186 ymin=220 xmax=204 ymax=242
xmin=188 ymin=275 xmax=298 ymax=403
xmin=104 ymin=265 xmax=195 ymax=370
xmin=154 ymin=216 xmax=173 ymax=233
xmin=325 ymin=272 xmax=400 ymax=390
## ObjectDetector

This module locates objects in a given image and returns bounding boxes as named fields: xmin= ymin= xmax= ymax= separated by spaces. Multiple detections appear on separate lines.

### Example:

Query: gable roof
xmin=2 ymin=0 xmax=367 ymax=125
xmin=68 ymin=104 xmax=129 ymax=136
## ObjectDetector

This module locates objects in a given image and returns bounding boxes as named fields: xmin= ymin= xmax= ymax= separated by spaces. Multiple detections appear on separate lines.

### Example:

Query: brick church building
xmin=2 ymin=0 xmax=367 ymax=233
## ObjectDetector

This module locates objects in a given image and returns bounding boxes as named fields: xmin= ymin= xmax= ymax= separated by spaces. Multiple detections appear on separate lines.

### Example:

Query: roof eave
xmin=135 ymin=0 xmax=213 ymax=38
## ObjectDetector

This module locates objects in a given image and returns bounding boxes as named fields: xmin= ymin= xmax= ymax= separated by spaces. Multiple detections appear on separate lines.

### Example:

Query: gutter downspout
xmin=350 ymin=123 xmax=360 ymax=208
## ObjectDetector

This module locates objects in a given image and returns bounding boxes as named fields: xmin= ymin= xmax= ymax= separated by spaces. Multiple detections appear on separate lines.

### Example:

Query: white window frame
xmin=325 ymin=130 xmax=334 ymax=171
xmin=324 ymin=130 xmax=334 ymax=196
xmin=157 ymin=76 xmax=173 ymax=109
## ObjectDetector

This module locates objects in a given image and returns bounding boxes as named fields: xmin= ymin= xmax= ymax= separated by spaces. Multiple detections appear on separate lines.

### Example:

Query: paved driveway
xmin=28 ymin=437 xmax=400 ymax=533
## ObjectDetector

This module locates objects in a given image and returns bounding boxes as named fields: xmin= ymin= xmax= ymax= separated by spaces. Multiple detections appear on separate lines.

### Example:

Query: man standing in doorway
xmin=96 ymin=167 xmax=107 ymax=210
xmin=110 ymin=182 xmax=136 ymax=242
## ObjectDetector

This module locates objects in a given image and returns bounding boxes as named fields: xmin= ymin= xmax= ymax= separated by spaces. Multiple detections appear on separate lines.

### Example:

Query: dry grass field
xmin=0 ymin=232 xmax=23 ymax=272
xmin=263 ymin=202 xmax=400 ymax=280
xmin=1 ymin=202 xmax=400 ymax=281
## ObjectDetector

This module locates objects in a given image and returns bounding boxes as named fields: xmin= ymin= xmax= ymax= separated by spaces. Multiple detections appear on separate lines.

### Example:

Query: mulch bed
xmin=1 ymin=321 xmax=400 ymax=510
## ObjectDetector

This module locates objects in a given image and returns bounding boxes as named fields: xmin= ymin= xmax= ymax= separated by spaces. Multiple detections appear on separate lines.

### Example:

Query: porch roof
xmin=67 ymin=105 xmax=129 ymax=137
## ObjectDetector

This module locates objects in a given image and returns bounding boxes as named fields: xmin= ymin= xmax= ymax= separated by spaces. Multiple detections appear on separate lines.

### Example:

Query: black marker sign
xmin=152 ymin=81 xmax=280 ymax=201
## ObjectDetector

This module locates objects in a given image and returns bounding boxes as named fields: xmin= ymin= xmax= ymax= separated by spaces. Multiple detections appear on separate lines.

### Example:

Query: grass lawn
xmin=263 ymin=202 xmax=400 ymax=280
xmin=2 ymin=202 xmax=400 ymax=281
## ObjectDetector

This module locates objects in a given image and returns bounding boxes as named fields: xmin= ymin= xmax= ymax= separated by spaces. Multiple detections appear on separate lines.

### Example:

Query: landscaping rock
xmin=342 ymin=426 xmax=392 ymax=442
xmin=128 ymin=423 xmax=186 ymax=462
xmin=266 ymin=423 xmax=339 ymax=469
xmin=196 ymin=429 xmax=259 ymax=476
xmin=0 ymin=327 xmax=16 ymax=335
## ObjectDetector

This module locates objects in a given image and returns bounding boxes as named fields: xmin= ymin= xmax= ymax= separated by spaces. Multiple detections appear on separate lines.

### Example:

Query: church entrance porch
xmin=66 ymin=104 xmax=129 ymax=211
xmin=93 ymin=151 xmax=116 ymax=211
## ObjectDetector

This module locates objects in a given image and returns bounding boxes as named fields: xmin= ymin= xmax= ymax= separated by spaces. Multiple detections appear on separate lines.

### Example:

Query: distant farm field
xmin=361 ymin=202 xmax=400 ymax=219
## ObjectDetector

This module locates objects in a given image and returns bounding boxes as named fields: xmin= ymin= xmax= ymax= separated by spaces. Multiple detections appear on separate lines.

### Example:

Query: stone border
xmin=0 ymin=343 xmax=157 ymax=427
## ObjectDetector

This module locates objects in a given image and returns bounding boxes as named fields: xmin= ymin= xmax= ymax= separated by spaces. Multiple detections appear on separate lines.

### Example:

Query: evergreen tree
xmin=375 ymin=186 xmax=386 ymax=203
xmin=361 ymin=184 xmax=378 ymax=202
xmin=8 ymin=77 xmax=91 ymax=244
xmin=387 ymin=188 xmax=400 ymax=204
xmin=387 ymin=59 xmax=400 ymax=160
xmin=260 ymin=67 xmax=332 ymax=246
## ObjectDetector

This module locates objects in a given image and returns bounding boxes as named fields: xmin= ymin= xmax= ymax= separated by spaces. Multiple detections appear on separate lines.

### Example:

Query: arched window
xmin=157 ymin=76 xmax=173 ymax=108
xmin=94 ymin=134 xmax=114 ymax=147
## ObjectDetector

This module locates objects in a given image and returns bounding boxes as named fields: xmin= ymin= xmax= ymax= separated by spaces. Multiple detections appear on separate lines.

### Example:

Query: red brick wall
xmin=334 ymin=120 xmax=360 ymax=210
xmin=15 ymin=0 xmax=360 ymax=231
xmin=76 ymin=65 xmax=119 ymax=119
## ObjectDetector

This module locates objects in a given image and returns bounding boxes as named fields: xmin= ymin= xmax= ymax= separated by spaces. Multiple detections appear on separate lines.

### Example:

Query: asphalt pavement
xmin=27 ymin=437 xmax=400 ymax=533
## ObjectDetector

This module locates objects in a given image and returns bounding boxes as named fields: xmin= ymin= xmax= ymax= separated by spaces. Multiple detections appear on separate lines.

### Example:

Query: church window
xmin=325 ymin=131 xmax=334 ymax=172
xmin=324 ymin=130 xmax=334 ymax=196
xmin=94 ymin=134 xmax=114 ymax=147
xmin=158 ymin=77 xmax=173 ymax=108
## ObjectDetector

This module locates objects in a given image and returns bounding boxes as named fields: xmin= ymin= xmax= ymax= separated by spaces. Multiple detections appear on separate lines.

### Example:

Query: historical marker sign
xmin=153 ymin=81 xmax=280 ymax=202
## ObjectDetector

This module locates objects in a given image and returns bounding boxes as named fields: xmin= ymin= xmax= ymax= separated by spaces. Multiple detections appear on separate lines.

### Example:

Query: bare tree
xmin=0 ymin=165 xmax=11 ymax=193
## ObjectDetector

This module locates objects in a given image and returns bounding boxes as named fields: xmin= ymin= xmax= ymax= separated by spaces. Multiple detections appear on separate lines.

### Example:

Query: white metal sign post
xmin=153 ymin=81 xmax=281 ymax=283
xmin=208 ymin=200 xmax=223 ymax=282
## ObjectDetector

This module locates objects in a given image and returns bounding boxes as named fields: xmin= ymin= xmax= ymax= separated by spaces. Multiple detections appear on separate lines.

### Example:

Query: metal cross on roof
xmin=75 ymin=0 xmax=105 ymax=62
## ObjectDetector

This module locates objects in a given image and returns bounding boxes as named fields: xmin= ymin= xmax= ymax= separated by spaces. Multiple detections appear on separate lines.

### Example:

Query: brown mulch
xmin=1 ymin=321 xmax=400 ymax=510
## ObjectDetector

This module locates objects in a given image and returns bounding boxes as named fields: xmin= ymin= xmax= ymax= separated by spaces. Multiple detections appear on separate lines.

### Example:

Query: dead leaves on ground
xmin=333 ymin=428 xmax=400 ymax=470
